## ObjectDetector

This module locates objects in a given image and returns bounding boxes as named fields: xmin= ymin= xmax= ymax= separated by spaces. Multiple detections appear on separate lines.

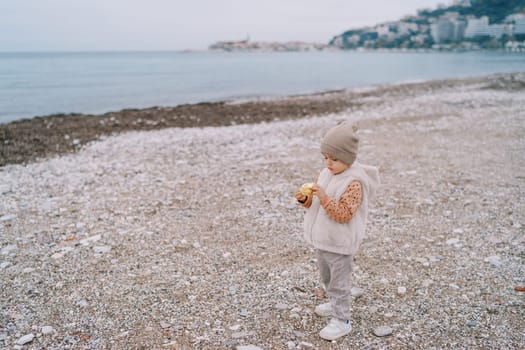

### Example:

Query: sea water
xmin=0 ymin=50 xmax=524 ymax=124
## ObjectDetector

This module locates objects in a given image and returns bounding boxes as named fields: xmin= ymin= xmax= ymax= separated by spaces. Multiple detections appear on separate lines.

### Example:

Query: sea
xmin=1 ymin=50 xmax=524 ymax=124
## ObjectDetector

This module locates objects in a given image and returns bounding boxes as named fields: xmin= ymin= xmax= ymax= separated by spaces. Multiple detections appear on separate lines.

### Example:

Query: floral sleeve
xmin=321 ymin=180 xmax=362 ymax=223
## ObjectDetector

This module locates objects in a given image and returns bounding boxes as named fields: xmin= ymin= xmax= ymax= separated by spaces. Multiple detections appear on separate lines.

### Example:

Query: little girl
xmin=295 ymin=122 xmax=379 ymax=341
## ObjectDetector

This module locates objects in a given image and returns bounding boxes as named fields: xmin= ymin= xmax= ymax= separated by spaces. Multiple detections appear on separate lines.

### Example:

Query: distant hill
xmin=420 ymin=0 xmax=525 ymax=24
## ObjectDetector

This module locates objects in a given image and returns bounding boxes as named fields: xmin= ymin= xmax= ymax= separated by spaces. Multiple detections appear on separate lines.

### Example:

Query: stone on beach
xmin=16 ymin=333 xmax=35 ymax=345
xmin=484 ymin=255 xmax=502 ymax=267
xmin=0 ymin=214 xmax=16 ymax=222
xmin=93 ymin=245 xmax=112 ymax=254
xmin=1 ymin=244 xmax=17 ymax=255
xmin=41 ymin=326 xmax=55 ymax=335
xmin=373 ymin=326 xmax=393 ymax=337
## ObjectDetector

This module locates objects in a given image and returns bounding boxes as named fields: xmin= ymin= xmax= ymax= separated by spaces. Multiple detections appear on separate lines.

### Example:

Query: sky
xmin=0 ymin=0 xmax=448 ymax=52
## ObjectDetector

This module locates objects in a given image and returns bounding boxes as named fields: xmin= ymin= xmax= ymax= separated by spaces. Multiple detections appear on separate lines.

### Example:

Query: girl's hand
xmin=313 ymin=184 xmax=328 ymax=202
xmin=294 ymin=190 xmax=307 ymax=203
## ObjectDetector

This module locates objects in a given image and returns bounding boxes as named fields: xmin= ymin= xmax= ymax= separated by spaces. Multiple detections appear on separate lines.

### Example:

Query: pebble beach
xmin=1 ymin=73 xmax=524 ymax=349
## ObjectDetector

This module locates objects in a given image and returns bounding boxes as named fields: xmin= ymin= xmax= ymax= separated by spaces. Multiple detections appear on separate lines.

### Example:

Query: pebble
xmin=51 ymin=252 xmax=64 ymax=260
xmin=76 ymin=299 xmax=89 ymax=308
xmin=428 ymin=255 xmax=445 ymax=263
xmin=415 ymin=257 xmax=429 ymax=266
xmin=293 ymin=331 xmax=305 ymax=338
xmin=0 ymin=184 xmax=11 ymax=194
xmin=289 ymin=312 xmax=301 ymax=320
xmin=236 ymin=345 xmax=262 ymax=350
xmin=162 ymin=341 xmax=177 ymax=347
xmin=422 ymin=279 xmax=433 ymax=287
xmin=466 ymin=320 xmax=478 ymax=327
xmin=484 ymin=255 xmax=502 ymax=267
xmin=397 ymin=286 xmax=407 ymax=295
xmin=239 ymin=309 xmax=250 ymax=317
xmin=445 ymin=238 xmax=460 ymax=245
xmin=232 ymin=332 xmax=248 ymax=339
xmin=0 ymin=214 xmax=17 ymax=222
xmin=373 ymin=326 xmax=393 ymax=337
xmin=93 ymin=245 xmax=112 ymax=254
xmin=16 ymin=333 xmax=35 ymax=345
xmin=1 ymin=244 xmax=17 ymax=255
xmin=229 ymin=324 xmax=241 ymax=331
xmin=79 ymin=234 xmax=102 ymax=246
xmin=351 ymin=286 xmax=364 ymax=298
xmin=275 ymin=302 xmax=289 ymax=310
xmin=41 ymin=326 xmax=54 ymax=335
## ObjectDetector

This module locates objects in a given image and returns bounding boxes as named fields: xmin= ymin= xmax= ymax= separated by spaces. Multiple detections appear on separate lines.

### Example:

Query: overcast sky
xmin=0 ymin=0 xmax=448 ymax=51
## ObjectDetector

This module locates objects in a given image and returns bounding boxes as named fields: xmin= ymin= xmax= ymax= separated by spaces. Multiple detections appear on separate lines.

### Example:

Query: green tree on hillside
xmin=470 ymin=0 xmax=525 ymax=23
xmin=419 ymin=0 xmax=525 ymax=23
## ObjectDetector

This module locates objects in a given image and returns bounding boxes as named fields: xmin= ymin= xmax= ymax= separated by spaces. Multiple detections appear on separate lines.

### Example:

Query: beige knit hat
xmin=320 ymin=122 xmax=359 ymax=165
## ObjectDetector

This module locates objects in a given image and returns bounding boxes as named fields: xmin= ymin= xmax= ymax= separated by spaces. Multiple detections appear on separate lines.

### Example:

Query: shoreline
xmin=1 ymin=72 xmax=524 ymax=168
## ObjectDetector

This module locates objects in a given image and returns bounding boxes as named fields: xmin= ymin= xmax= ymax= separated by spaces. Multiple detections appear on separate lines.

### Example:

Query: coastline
xmin=0 ymin=73 xmax=524 ymax=348
xmin=1 ymin=72 xmax=524 ymax=168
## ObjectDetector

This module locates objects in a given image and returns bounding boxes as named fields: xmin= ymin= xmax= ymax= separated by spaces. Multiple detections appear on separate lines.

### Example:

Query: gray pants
xmin=316 ymin=249 xmax=354 ymax=320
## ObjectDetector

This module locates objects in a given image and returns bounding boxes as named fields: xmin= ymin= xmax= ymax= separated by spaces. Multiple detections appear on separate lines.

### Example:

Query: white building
xmin=487 ymin=24 xmax=506 ymax=38
xmin=431 ymin=19 xmax=455 ymax=43
xmin=454 ymin=21 xmax=467 ymax=40
xmin=465 ymin=16 xmax=490 ymax=38
xmin=513 ymin=17 xmax=525 ymax=34
xmin=375 ymin=24 xmax=390 ymax=37
xmin=397 ymin=22 xmax=418 ymax=36
xmin=411 ymin=34 xmax=427 ymax=45
xmin=464 ymin=16 xmax=506 ymax=38
xmin=431 ymin=17 xmax=466 ymax=43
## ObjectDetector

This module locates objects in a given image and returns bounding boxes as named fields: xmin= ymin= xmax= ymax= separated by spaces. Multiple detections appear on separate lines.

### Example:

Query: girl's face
xmin=323 ymin=154 xmax=349 ymax=175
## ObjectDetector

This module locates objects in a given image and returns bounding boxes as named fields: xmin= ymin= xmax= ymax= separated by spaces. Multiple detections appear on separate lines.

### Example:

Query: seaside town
xmin=209 ymin=0 xmax=525 ymax=52
xmin=208 ymin=38 xmax=334 ymax=52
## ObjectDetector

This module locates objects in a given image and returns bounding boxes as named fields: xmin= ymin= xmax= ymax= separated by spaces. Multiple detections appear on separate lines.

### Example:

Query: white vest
xmin=303 ymin=161 xmax=379 ymax=255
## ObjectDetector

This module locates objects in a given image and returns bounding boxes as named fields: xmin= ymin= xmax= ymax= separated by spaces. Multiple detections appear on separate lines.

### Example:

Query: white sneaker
xmin=319 ymin=318 xmax=352 ymax=341
xmin=314 ymin=302 xmax=332 ymax=317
